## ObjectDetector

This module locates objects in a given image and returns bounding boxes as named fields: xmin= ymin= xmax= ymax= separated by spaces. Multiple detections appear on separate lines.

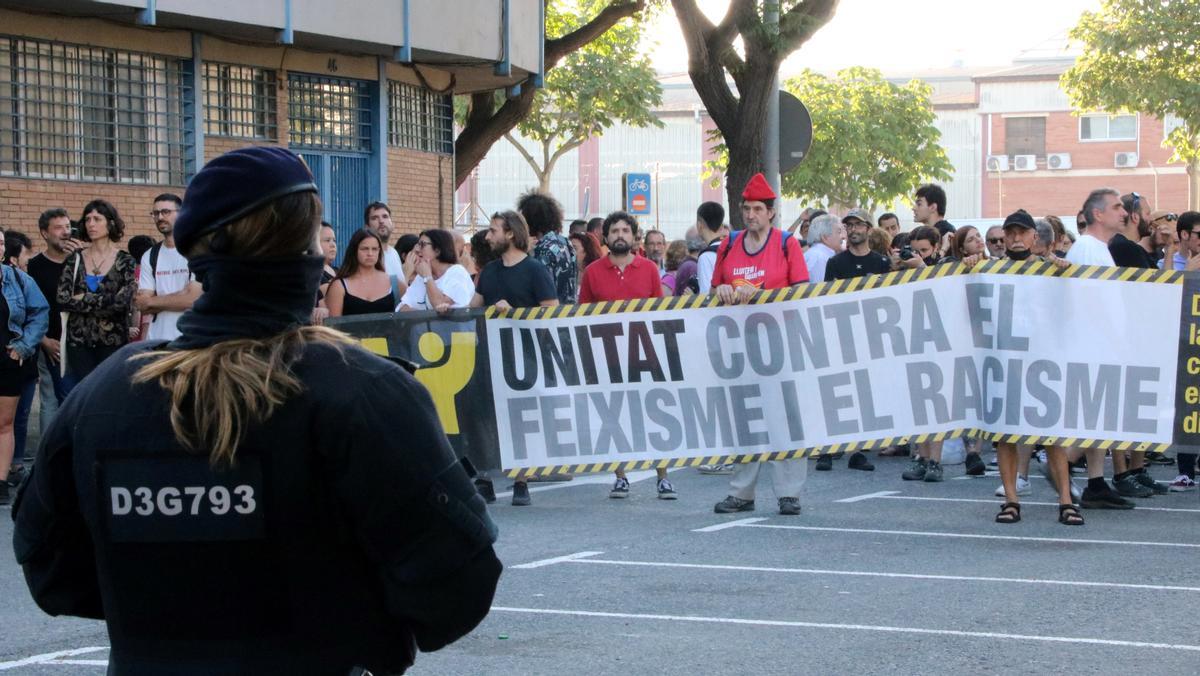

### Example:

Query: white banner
xmin=486 ymin=271 xmax=1182 ymax=471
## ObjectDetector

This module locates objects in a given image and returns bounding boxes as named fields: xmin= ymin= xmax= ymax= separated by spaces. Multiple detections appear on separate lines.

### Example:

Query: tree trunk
xmin=1190 ymin=159 xmax=1200 ymax=211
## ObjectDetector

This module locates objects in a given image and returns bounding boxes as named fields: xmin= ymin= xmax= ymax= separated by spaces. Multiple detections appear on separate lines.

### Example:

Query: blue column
xmin=373 ymin=57 xmax=388 ymax=202
xmin=184 ymin=32 xmax=204 ymax=181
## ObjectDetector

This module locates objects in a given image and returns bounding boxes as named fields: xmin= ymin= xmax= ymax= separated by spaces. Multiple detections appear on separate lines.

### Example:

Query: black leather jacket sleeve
xmin=11 ymin=394 xmax=104 ymax=620
xmin=330 ymin=366 xmax=502 ymax=653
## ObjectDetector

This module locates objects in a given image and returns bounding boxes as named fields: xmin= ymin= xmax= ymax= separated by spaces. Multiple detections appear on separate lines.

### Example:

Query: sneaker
xmin=986 ymin=455 xmax=999 ymax=468
xmin=1113 ymin=473 xmax=1154 ymax=498
xmin=475 ymin=478 xmax=496 ymax=504
xmin=1079 ymin=484 xmax=1135 ymax=510
xmin=1145 ymin=451 xmax=1175 ymax=465
xmin=902 ymin=457 xmax=927 ymax=481
xmin=1168 ymin=475 xmax=1197 ymax=492
xmin=610 ymin=477 xmax=630 ymax=499
xmin=994 ymin=476 xmax=1031 ymax=497
xmin=714 ymin=495 xmax=755 ymax=513
xmin=657 ymin=478 xmax=677 ymax=500
xmin=698 ymin=463 xmax=735 ymax=475
xmin=815 ymin=455 xmax=833 ymax=471
xmin=1132 ymin=469 xmax=1169 ymax=495
xmin=511 ymin=481 xmax=531 ymax=506
xmin=6 ymin=465 xmax=27 ymax=488
xmin=964 ymin=452 xmax=986 ymax=476
xmin=1041 ymin=464 xmax=1082 ymax=502
xmin=1069 ymin=457 xmax=1087 ymax=474
xmin=778 ymin=497 xmax=801 ymax=515
xmin=923 ymin=460 xmax=944 ymax=482
xmin=847 ymin=451 xmax=875 ymax=471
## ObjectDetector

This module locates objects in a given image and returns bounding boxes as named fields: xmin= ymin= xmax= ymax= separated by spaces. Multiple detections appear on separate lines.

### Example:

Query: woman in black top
xmin=325 ymin=229 xmax=399 ymax=317
xmin=57 ymin=199 xmax=136 ymax=392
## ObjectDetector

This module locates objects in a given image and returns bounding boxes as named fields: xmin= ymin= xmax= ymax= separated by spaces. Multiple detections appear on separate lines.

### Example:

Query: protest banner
xmin=331 ymin=259 xmax=1198 ymax=478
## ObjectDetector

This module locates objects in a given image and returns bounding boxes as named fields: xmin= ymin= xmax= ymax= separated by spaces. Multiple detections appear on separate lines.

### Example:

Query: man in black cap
xmin=14 ymin=146 xmax=501 ymax=674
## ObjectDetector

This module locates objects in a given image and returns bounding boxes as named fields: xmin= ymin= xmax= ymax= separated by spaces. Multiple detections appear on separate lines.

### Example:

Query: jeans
xmin=34 ymin=350 xmax=67 ymax=462
xmin=14 ymin=375 xmax=36 ymax=463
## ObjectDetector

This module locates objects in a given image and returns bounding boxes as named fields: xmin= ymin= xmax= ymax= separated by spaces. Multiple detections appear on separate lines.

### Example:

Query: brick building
xmin=0 ymin=0 xmax=544 ymax=258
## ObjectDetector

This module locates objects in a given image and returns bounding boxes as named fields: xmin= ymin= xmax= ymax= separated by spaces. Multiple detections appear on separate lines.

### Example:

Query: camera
xmin=69 ymin=220 xmax=84 ymax=240
xmin=899 ymin=246 xmax=914 ymax=261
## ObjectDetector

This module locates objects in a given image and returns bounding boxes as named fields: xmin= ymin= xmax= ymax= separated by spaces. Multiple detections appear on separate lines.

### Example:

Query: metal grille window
xmin=203 ymin=63 xmax=277 ymax=139
xmin=288 ymin=74 xmax=371 ymax=150
xmin=0 ymin=35 xmax=187 ymax=184
xmin=387 ymin=81 xmax=452 ymax=154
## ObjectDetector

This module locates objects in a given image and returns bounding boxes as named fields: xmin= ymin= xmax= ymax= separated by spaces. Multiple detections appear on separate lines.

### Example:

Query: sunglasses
xmin=987 ymin=237 xmax=1004 ymax=244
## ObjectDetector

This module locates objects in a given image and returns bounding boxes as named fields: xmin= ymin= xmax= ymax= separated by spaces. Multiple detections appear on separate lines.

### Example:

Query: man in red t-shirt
xmin=579 ymin=211 xmax=676 ymax=500
xmin=712 ymin=173 xmax=810 ymax=516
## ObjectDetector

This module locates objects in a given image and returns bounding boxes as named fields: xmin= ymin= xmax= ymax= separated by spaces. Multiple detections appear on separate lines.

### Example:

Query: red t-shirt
xmin=711 ymin=228 xmax=809 ymax=290
xmin=579 ymin=255 xmax=664 ymax=303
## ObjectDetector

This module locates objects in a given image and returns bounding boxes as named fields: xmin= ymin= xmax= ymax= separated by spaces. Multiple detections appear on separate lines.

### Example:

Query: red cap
xmin=741 ymin=172 xmax=777 ymax=202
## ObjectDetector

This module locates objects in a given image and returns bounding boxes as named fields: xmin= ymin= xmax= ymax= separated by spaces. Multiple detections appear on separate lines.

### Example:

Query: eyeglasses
xmin=1156 ymin=214 xmax=1178 ymax=222
xmin=987 ymin=238 xmax=1004 ymax=244
xmin=149 ymin=208 xmax=176 ymax=218
xmin=415 ymin=241 xmax=432 ymax=249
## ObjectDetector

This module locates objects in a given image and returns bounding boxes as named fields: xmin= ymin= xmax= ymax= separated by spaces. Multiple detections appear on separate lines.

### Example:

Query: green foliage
xmin=703 ymin=67 xmax=951 ymax=209
xmin=1062 ymin=0 xmax=1200 ymax=168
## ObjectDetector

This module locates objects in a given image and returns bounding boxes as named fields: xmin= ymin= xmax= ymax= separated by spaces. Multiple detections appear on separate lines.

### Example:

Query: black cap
xmin=1002 ymin=209 xmax=1036 ymax=230
xmin=174 ymin=146 xmax=318 ymax=253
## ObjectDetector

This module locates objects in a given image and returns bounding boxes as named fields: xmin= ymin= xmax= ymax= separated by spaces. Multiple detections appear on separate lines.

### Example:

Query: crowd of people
xmin=5 ymin=177 xmax=1196 ymax=527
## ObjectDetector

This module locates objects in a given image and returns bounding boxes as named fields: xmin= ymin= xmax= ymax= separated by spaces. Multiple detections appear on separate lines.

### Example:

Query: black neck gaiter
xmin=1006 ymin=249 xmax=1033 ymax=261
xmin=169 ymin=255 xmax=323 ymax=350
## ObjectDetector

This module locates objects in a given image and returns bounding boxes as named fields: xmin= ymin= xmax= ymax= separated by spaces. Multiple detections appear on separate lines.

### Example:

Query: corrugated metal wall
xmin=978 ymin=81 xmax=1071 ymax=113
xmin=473 ymin=131 xmax=580 ymax=218
xmin=935 ymin=109 xmax=982 ymax=221
xmin=597 ymin=116 xmax=703 ymax=239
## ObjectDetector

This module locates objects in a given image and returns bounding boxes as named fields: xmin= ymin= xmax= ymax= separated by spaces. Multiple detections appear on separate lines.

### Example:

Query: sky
xmin=645 ymin=0 xmax=1102 ymax=76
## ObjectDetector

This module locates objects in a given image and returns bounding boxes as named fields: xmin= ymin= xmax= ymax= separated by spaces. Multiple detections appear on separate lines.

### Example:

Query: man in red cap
xmin=711 ymin=172 xmax=810 ymax=515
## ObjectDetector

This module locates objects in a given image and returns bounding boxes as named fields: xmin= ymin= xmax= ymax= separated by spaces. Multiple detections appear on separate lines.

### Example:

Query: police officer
xmin=13 ymin=146 xmax=502 ymax=675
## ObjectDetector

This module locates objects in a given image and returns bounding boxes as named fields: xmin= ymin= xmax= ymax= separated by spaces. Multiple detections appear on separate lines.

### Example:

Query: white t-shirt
xmin=1064 ymin=234 xmax=1114 ymax=267
xmin=138 ymin=243 xmax=194 ymax=341
xmin=383 ymin=247 xmax=404 ymax=279
xmin=398 ymin=264 xmax=474 ymax=311
xmin=697 ymin=250 xmax=717 ymax=294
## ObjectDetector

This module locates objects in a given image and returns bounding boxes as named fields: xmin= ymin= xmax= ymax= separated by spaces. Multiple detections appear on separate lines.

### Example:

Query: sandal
xmin=995 ymin=502 xmax=1021 ymax=524
xmin=1058 ymin=503 xmax=1084 ymax=526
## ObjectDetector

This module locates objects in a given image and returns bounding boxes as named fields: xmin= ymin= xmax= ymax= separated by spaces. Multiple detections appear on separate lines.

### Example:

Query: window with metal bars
xmin=387 ymin=81 xmax=452 ymax=155
xmin=287 ymin=73 xmax=371 ymax=151
xmin=0 ymin=35 xmax=188 ymax=184
xmin=203 ymin=63 xmax=277 ymax=139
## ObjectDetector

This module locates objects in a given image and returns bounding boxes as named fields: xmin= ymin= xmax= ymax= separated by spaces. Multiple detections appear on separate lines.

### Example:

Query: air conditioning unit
xmin=1013 ymin=154 xmax=1037 ymax=171
xmin=1115 ymin=152 xmax=1139 ymax=168
xmin=986 ymin=155 xmax=1009 ymax=172
xmin=1047 ymin=152 xmax=1072 ymax=170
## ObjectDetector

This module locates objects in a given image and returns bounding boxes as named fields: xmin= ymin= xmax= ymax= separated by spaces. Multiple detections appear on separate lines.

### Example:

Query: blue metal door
xmin=297 ymin=152 xmax=368 ymax=265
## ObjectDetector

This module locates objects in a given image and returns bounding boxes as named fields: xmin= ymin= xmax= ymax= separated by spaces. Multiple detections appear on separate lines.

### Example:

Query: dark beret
xmin=174 ymin=146 xmax=318 ymax=253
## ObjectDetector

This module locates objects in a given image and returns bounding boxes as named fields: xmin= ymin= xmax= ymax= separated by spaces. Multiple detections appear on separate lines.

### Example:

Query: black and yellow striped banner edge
xmin=501 ymin=430 xmax=1171 ymax=478
xmin=486 ymin=260 xmax=1183 ymax=320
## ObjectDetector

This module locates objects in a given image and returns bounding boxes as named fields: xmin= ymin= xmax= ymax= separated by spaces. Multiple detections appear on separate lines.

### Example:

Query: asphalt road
xmin=1 ymin=455 xmax=1197 ymax=675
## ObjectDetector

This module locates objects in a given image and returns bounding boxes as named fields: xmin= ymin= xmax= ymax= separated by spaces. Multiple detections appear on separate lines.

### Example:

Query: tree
xmin=505 ymin=0 xmax=663 ymax=193
xmin=1061 ymin=0 xmax=1200 ymax=209
xmin=672 ymin=0 xmax=839 ymax=226
xmin=455 ymin=0 xmax=657 ymax=187
xmin=779 ymin=67 xmax=952 ymax=210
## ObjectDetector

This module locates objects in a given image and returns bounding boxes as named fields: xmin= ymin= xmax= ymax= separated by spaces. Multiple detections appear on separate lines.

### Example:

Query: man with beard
xmin=579 ymin=211 xmax=675 ymax=500
xmin=711 ymin=173 xmax=810 ymax=516
xmin=1109 ymin=192 xmax=1155 ymax=269
xmin=365 ymin=201 xmax=404 ymax=279
xmin=134 ymin=193 xmax=200 ymax=341
xmin=26 ymin=209 xmax=79 ymax=447
xmin=985 ymin=225 xmax=1006 ymax=259
xmin=470 ymin=210 xmax=558 ymax=506
xmin=643 ymin=229 xmax=668 ymax=275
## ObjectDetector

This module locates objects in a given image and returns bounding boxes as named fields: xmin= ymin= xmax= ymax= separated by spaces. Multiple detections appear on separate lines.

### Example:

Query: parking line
xmin=550 ymin=556 xmax=1200 ymax=592
xmin=0 ymin=648 xmax=107 ymax=671
xmin=865 ymin=493 xmax=1200 ymax=514
xmin=835 ymin=490 xmax=900 ymax=503
xmin=511 ymin=551 xmax=603 ymax=569
xmin=735 ymin=523 xmax=1200 ymax=548
xmin=691 ymin=517 xmax=768 ymax=532
xmin=490 ymin=606 xmax=1200 ymax=652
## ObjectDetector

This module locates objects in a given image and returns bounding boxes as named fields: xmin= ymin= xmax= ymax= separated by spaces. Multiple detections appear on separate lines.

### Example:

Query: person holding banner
xmin=989 ymin=210 xmax=1083 ymax=526
xmin=578 ymin=210 xmax=677 ymax=500
xmin=471 ymin=210 xmax=559 ymax=506
xmin=710 ymin=173 xmax=810 ymax=516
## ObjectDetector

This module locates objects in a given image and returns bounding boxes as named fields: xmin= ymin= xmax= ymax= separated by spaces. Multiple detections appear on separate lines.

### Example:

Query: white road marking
xmin=490 ymin=606 xmax=1200 ymax=651
xmin=0 ymin=648 xmax=107 ymax=671
xmin=692 ymin=517 xmax=768 ymax=532
xmin=865 ymin=493 xmax=1200 ymax=514
xmin=46 ymin=660 xmax=108 ymax=666
xmin=737 ymin=523 xmax=1200 ymax=548
xmin=496 ymin=469 xmax=659 ymax=499
xmin=835 ymin=490 xmax=900 ymax=503
xmin=511 ymin=551 xmax=603 ymax=569
xmin=552 ymin=556 xmax=1200 ymax=592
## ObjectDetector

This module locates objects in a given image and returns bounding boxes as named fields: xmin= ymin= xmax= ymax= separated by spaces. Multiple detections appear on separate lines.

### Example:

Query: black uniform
xmin=13 ymin=339 xmax=501 ymax=675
